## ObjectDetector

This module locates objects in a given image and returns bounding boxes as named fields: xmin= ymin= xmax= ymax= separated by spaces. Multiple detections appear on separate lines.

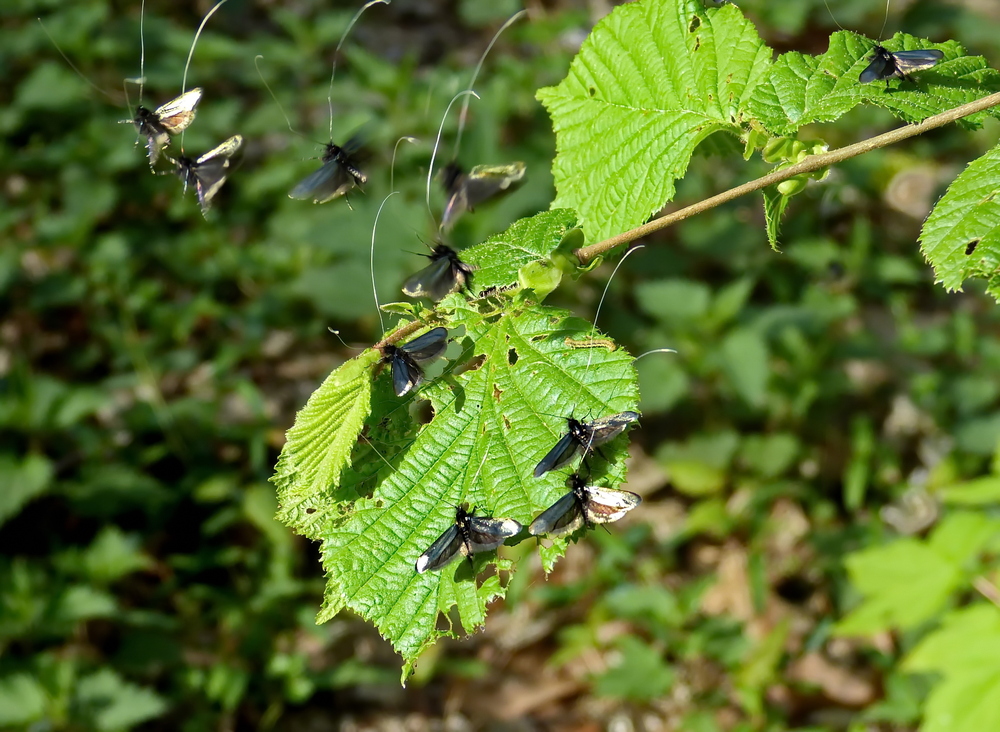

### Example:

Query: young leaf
xmin=272 ymin=350 xmax=379 ymax=539
xmin=537 ymin=0 xmax=772 ymax=241
xmin=316 ymin=302 xmax=638 ymax=674
xmin=903 ymin=604 xmax=1000 ymax=732
xmin=762 ymin=186 xmax=790 ymax=252
xmin=461 ymin=209 xmax=578 ymax=294
xmin=920 ymin=139 xmax=1000 ymax=302
xmin=748 ymin=32 xmax=1000 ymax=137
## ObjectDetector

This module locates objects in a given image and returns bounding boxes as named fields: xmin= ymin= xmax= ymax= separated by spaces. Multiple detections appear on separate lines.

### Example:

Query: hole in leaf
xmin=966 ymin=239 xmax=980 ymax=255
xmin=305 ymin=508 xmax=316 ymax=514
xmin=507 ymin=348 xmax=518 ymax=365
xmin=688 ymin=15 xmax=701 ymax=32
xmin=588 ymin=86 xmax=596 ymax=97
xmin=693 ymin=37 xmax=701 ymax=51
xmin=503 ymin=415 xmax=511 ymax=430
xmin=530 ymin=334 xmax=546 ymax=342
xmin=493 ymin=384 xmax=503 ymax=401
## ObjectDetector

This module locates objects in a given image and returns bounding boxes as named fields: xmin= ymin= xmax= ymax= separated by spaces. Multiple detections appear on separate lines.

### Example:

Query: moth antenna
xmin=327 ymin=0 xmax=390 ymax=141
xmin=390 ymin=135 xmax=419 ymax=192
xmin=574 ymin=243 xmax=647 ymax=456
xmin=453 ymin=9 xmax=527 ymax=157
xmin=181 ymin=0 xmax=229 ymax=94
xmin=633 ymin=348 xmax=678 ymax=363
xmin=138 ymin=0 xmax=146 ymax=105
xmin=878 ymin=0 xmax=891 ymax=42
xmin=370 ymin=191 xmax=400 ymax=335
xmin=327 ymin=327 xmax=364 ymax=352
xmin=359 ymin=432 xmax=400 ymax=475
xmin=821 ymin=0 xmax=845 ymax=32
xmin=426 ymin=89 xmax=479 ymax=223
xmin=37 ymin=18 xmax=118 ymax=102
xmin=254 ymin=54 xmax=313 ymax=142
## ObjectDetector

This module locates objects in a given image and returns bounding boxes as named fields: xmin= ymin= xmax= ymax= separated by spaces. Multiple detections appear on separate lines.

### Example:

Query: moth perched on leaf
xmin=859 ymin=43 xmax=944 ymax=85
xmin=415 ymin=503 xmax=522 ymax=573
xmin=168 ymin=134 xmax=243 ymax=216
xmin=379 ymin=327 xmax=448 ymax=397
xmin=440 ymin=161 xmax=526 ymax=229
xmin=534 ymin=411 xmax=640 ymax=478
xmin=125 ymin=88 xmax=203 ymax=166
xmin=529 ymin=473 xmax=641 ymax=537
xmin=402 ymin=244 xmax=475 ymax=301
xmin=289 ymin=134 xmax=367 ymax=203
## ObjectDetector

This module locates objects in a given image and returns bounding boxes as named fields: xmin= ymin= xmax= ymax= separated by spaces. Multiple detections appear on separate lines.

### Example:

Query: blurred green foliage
xmin=3 ymin=0 xmax=1000 ymax=729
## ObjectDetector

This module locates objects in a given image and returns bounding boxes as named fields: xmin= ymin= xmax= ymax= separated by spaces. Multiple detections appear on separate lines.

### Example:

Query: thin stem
xmin=575 ymin=91 xmax=1000 ymax=264
xmin=374 ymin=320 xmax=424 ymax=350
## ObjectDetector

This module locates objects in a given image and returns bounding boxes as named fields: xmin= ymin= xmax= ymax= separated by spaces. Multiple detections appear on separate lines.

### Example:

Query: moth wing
xmin=145 ymin=129 xmax=171 ymax=165
xmin=401 ymin=327 xmax=448 ymax=363
xmin=892 ymin=49 xmax=945 ymax=75
xmin=588 ymin=410 xmax=640 ymax=447
xmin=192 ymin=136 xmax=243 ymax=214
xmin=583 ymin=486 xmax=641 ymax=524
xmin=441 ymin=187 xmax=469 ymax=230
xmin=402 ymin=256 xmax=456 ymax=301
xmin=466 ymin=516 xmax=522 ymax=552
xmin=462 ymin=162 xmax=526 ymax=209
xmin=391 ymin=353 xmax=423 ymax=397
xmin=529 ymin=492 xmax=584 ymax=536
xmin=533 ymin=432 xmax=581 ymax=478
xmin=415 ymin=524 xmax=463 ymax=573
xmin=859 ymin=52 xmax=892 ymax=83
xmin=154 ymin=87 xmax=203 ymax=134
xmin=288 ymin=161 xmax=355 ymax=203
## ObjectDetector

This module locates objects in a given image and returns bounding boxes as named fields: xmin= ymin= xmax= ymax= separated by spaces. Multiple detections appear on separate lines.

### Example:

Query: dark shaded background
xmin=3 ymin=0 xmax=1000 ymax=729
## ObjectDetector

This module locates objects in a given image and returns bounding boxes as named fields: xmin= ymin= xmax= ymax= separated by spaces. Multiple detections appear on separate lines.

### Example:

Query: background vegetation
xmin=2 ymin=0 xmax=1000 ymax=729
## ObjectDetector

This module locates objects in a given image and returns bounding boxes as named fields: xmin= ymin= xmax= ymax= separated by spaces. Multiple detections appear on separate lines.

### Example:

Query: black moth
xmin=288 ymin=134 xmax=366 ymax=203
xmin=168 ymin=134 xmax=243 ymax=216
xmin=859 ymin=44 xmax=944 ymax=85
xmin=415 ymin=503 xmax=522 ymax=573
xmin=528 ymin=473 xmax=641 ymax=537
xmin=125 ymin=87 xmax=203 ymax=166
xmin=402 ymin=244 xmax=475 ymax=301
xmin=440 ymin=161 xmax=526 ymax=230
xmin=379 ymin=327 xmax=448 ymax=397
xmin=533 ymin=411 xmax=640 ymax=479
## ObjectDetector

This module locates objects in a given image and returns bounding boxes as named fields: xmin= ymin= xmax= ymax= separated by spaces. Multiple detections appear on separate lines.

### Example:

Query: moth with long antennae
xmin=415 ymin=502 xmax=521 ymax=573
xmin=284 ymin=1 xmax=386 ymax=204
xmin=166 ymin=134 xmax=243 ymax=217
xmin=823 ymin=0 xmax=944 ymax=88
xmin=402 ymin=242 xmax=476 ymax=302
xmin=37 ymin=10 xmax=201 ymax=169
xmin=430 ymin=12 xmax=529 ymax=230
xmin=532 ymin=245 xmax=648 ymax=479
xmin=528 ymin=472 xmax=640 ymax=537
xmin=133 ymin=0 xmax=230 ymax=165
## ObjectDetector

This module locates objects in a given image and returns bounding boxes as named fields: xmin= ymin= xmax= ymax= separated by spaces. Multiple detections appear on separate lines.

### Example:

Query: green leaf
xmin=835 ymin=536 xmax=961 ymax=635
xmin=537 ymin=0 xmax=772 ymax=240
xmin=920 ymin=140 xmax=1000 ymax=302
xmin=272 ymin=350 xmax=379 ymax=540
xmin=903 ymin=605 xmax=1000 ymax=732
xmin=719 ymin=327 xmax=769 ymax=407
xmin=0 ymin=673 xmax=47 ymax=726
xmin=76 ymin=668 xmax=169 ymax=731
xmin=593 ymin=635 xmax=675 ymax=701
xmin=316 ymin=302 xmax=638 ymax=674
xmin=0 ymin=453 xmax=53 ymax=528
xmin=748 ymin=32 xmax=1000 ymax=137
xmin=762 ymin=186 xmax=790 ymax=252
xmin=461 ymin=209 xmax=578 ymax=294
xmin=941 ymin=475 xmax=1000 ymax=505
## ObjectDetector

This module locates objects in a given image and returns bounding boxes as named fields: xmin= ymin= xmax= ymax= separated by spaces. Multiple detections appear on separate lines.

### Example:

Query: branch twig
xmin=575 ymin=91 xmax=1000 ymax=264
